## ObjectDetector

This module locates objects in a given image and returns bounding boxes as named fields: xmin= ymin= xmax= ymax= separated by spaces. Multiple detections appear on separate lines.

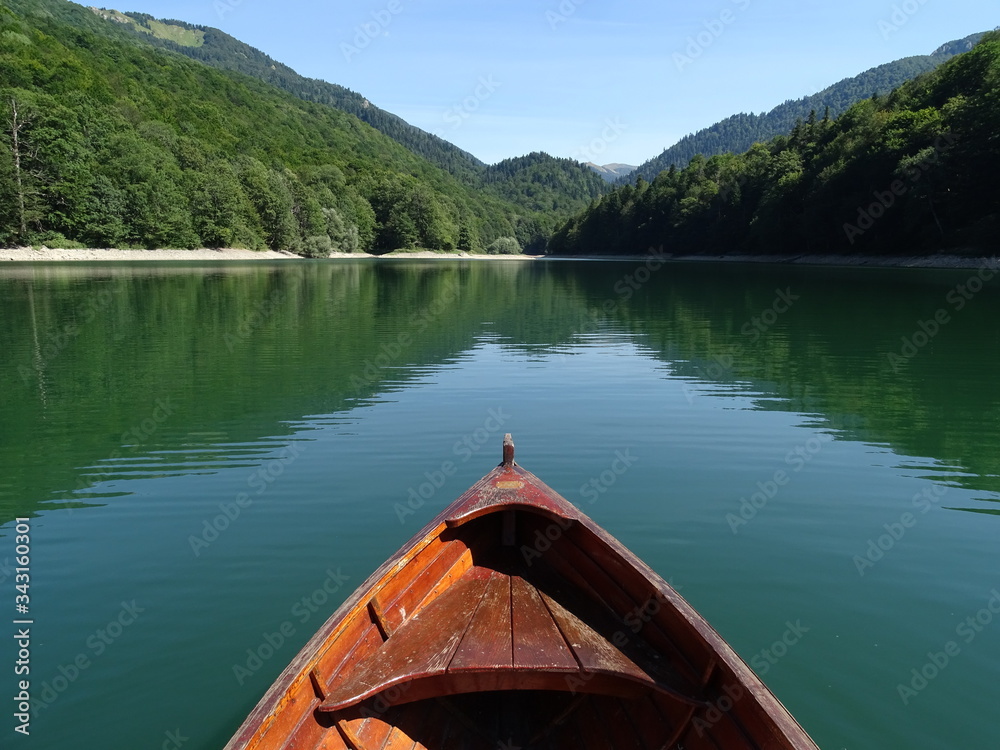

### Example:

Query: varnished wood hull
xmin=225 ymin=437 xmax=817 ymax=749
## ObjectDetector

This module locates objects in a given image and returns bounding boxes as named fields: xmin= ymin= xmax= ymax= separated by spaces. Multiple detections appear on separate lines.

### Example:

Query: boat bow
xmin=225 ymin=434 xmax=819 ymax=750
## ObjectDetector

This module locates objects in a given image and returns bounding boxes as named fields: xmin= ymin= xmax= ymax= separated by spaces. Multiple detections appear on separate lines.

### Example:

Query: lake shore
xmin=0 ymin=247 xmax=302 ymax=261
xmin=0 ymin=247 xmax=541 ymax=262
xmin=2 ymin=247 xmax=996 ymax=269
xmin=548 ymin=251 xmax=1000 ymax=269
xmin=325 ymin=251 xmax=540 ymax=260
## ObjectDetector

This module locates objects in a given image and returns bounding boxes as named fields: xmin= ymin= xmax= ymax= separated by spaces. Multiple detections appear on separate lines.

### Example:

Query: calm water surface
xmin=1 ymin=259 xmax=999 ymax=749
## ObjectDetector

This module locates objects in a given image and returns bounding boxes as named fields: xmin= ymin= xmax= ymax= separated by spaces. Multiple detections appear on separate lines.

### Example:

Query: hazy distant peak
xmin=584 ymin=162 xmax=637 ymax=182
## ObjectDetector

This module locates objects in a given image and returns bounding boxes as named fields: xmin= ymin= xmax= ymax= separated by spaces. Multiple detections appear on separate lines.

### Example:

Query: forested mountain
xmin=485 ymin=153 xmax=607 ymax=211
xmin=0 ymin=0 xmax=598 ymax=253
xmin=84 ymin=4 xmax=609 ymax=222
xmin=0 ymin=0 xmax=992 ymax=258
xmin=549 ymin=33 xmax=1000 ymax=257
xmin=625 ymin=33 xmax=986 ymax=183
xmin=87 ymin=6 xmax=488 ymax=185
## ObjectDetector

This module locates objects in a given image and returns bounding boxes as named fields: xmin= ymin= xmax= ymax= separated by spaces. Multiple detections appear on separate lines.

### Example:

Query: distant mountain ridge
xmin=585 ymin=162 xmax=637 ymax=182
xmin=550 ymin=31 xmax=1000 ymax=258
xmin=623 ymin=32 xmax=987 ymax=184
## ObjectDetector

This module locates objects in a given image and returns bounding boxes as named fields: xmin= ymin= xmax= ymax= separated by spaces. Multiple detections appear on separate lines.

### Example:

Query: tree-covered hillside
xmin=89 ymin=5 xmax=489 ymax=186
xmin=549 ymin=33 xmax=1000 ymax=257
xmin=626 ymin=33 xmax=985 ymax=183
xmin=83 ymin=4 xmax=609 ymax=221
xmin=0 ymin=0 xmax=559 ymax=252
xmin=485 ymin=153 xmax=607 ymax=211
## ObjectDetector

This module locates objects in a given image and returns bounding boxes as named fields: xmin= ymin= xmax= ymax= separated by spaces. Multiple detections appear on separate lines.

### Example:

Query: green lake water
xmin=2 ymin=258 xmax=999 ymax=749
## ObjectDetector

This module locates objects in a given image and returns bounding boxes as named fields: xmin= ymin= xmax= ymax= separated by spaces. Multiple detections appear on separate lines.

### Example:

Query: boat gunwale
xmin=224 ymin=453 xmax=818 ymax=750
xmin=223 ymin=466 xmax=508 ymax=749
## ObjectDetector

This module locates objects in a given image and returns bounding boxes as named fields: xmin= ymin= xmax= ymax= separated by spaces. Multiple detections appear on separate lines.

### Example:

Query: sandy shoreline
xmin=1 ymin=247 xmax=996 ymax=269
xmin=0 ymin=247 xmax=301 ymax=261
xmin=0 ymin=247 xmax=539 ymax=262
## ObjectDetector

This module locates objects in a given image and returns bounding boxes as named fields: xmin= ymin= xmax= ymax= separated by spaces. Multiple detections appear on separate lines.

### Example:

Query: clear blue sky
xmin=113 ymin=0 xmax=995 ymax=166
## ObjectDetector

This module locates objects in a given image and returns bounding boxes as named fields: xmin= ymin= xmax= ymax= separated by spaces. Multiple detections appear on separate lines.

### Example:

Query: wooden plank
xmin=371 ymin=533 xmax=462 ymax=635
xmin=522 ymin=523 xmax=700 ymax=688
xmin=523 ymin=512 xmax=705 ymax=685
xmin=562 ymin=519 xmax=756 ymax=693
xmin=404 ymin=546 xmax=476 ymax=619
xmin=329 ymin=705 xmax=410 ymax=750
xmin=449 ymin=571 xmax=513 ymax=672
xmin=560 ymin=530 xmax=690 ymax=659
xmin=445 ymin=466 xmax=583 ymax=529
xmin=336 ymin=719 xmax=365 ymax=750
xmin=354 ymin=709 xmax=394 ymax=750
xmin=380 ymin=526 xmax=483 ymax=631
xmin=699 ymin=670 xmax=799 ymax=750
xmin=376 ymin=702 xmax=427 ymax=750
xmin=692 ymin=696 xmax=764 ymax=750
xmin=247 ymin=671 xmax=323 ymax=749
xmin=310 ymin=731 xmax=351 ymax=750
xmin=378 ymin=727 xmax=417 ymax=750
xmin=310 ymin=608 xmax=378 ymax=692
xmin=541 ymin=588 xmax=710 ymax=707
xmin=510 ymin=574 xmax=578 ymax=671
xmin=540 ymin=589 xmax=649 ymax=682
xmin=320 ymin=573 xmax=488 ymax=711
xmin=330 ymin=623 xmax=387 ymax=687
xmin=280 ymin=712 xmax=345 ymax=750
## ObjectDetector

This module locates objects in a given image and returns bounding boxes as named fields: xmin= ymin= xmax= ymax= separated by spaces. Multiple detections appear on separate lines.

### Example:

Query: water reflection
xmin=2 ymin=259 xmax=999 ymax=523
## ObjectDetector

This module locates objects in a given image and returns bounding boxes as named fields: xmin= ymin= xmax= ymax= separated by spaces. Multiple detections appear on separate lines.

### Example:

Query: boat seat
xmin=316 ymin=566 xmax=709 ymax=714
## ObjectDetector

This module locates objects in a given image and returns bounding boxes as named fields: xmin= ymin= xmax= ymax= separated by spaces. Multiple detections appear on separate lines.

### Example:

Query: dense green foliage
xmin=84 ymin=4 xmax=608 ymax=222
xmin=485 ymin=152 xmax=607 ymax=210
xmin=481 ymin=152 xmax=609 ymax=249
xmin=0 ymin=0 xmax=604 ymax=252
xmin=485 ymin=236 xmax=521 ymax=255
xmin=549 ymin=33 xmax=1000 ymax=257
xmin=626 ymin=34 xmax=984 ymax=183
xmin=0 ymin=0 xmax=990 ymax=257
xmin=101 ymin=8 xmax=489 ymax=185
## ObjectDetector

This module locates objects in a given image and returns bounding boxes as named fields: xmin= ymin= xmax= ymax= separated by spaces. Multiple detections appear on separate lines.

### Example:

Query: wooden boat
xmin=225 ymin=435 xmax=817 ymax=749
